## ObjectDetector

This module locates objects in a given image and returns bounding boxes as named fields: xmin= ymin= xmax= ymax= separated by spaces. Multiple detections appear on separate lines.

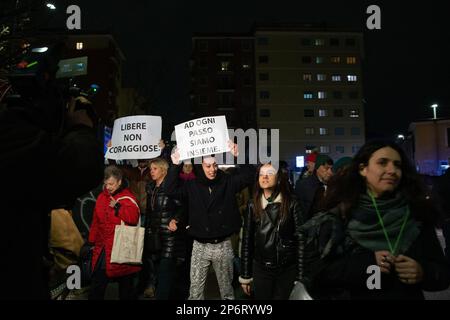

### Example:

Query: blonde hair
xmin=150 ymin=158 xmax=169 ymax=173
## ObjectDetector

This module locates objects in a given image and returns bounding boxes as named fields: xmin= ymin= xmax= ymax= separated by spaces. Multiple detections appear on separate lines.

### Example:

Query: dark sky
xmin=47 ymin=0 xmax=450 ymax=139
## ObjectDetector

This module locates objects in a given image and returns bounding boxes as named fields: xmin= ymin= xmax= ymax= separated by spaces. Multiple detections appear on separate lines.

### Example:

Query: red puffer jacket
xmin=89 ymin=187 xmax=141 ymax=278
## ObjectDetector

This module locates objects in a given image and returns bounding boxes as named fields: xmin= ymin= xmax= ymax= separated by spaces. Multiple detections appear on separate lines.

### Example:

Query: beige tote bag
xmin=110 ymin=196 xmax=144 ymax=264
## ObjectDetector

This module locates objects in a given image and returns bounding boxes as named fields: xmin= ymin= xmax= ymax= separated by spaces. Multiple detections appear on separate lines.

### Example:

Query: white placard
xmin=105 ymin=115 xmax=162 ymax=160
xmin=175 ymin=116 xmax=230 ymax=161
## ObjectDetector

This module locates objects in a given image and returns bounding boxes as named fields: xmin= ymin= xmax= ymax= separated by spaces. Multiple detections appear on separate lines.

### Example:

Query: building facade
xmin=254 ymin=24 xmax=365 ymax=168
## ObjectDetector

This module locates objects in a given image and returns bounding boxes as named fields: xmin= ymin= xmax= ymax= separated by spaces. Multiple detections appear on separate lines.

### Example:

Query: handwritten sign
xmin=175 ymin=116 xmax=230 ymax=161
xmin=106 ymin=115 xmax=161 ymax=160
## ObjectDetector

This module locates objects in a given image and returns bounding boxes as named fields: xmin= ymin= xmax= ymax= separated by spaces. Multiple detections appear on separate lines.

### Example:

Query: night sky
xmin=45 ymin=0 xmax=450 ymax=139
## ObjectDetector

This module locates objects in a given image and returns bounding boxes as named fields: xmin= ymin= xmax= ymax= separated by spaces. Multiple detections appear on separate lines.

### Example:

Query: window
xmin=257 ymin=37 xmax=269 ymax=46
xmin=301 ymin=38 xmax=311 ymax=46
xmin=259 ymin=73 xmax=269 ymax=81
xmin=217 ymin=75 xmax=232 ymax=89
xmin=198 ymin=56 xmax=207 ymax=68
xmin=335 ymin=127 xmax=345 ymax=135
xmin=198 ymin=40 xmax=208 ymax=51
xmin=242 ymin=64 xmax=251 ymax=69
xmin=319 ymin=128 xmax=328 ymax=135
xmin=220 ymin=61 xmax=230 ymax=72
xmin=76 ymin=42 xmax=83 ymax=50
xmin=242 ymin=56 xmax=252 ymax=69
xmin=314 ymin=39 xmax=325 ymax=46
xmin=332 ymin=75 xmax=341 ymax=82
xmin=303 ymin=73 xmax=312 ymax=82
xmin=330 ymin=38 xmax=340 ymax=46
xmin=218 ymin=39 xmax=231 ymax=52
xmin=347 ymin=56 xmax=357 ymax=64
xmin=304 ymin=91 xmax=314 ymax=99
xmin=320 ymin=146 xmax=330 ymax=154
xmin=259 ymin=56 xmax=269 ymax=64
xmin=318 ymin=91 xmax=327 ymax=99
xmin=317 ymin=74 xmax=327 ymax=81
xmin=350 ymin=109 xmax=360 ymax=118
xmin=319 ymin=109 xmax=328 ymax=117
xmin=199 ymin=95 xmax=208 ymax=105
xmin=217 ymin=93 xmax=232 ymax=106
xmin=242 ymin=40 xmax=251 ymax=51
xmin=345 ymin=38 xmax=356 ymax=46
xmin=199 ymin=76 xmax=208 ymax=86
xmin=260 ymin=91 xmax=270 ymax=99
xmin=334 ymin=109 xmax=344 ymax=117
xmin=333 ymin=91 xmax=343 ymax=99
xmin=302 ymin=56 xmax=312 ymax=64
xmin=260 ymin=109 xmax=271 ymax=117
xmin=304 ymin=109 xmax=314 ymax=117
xmin=305 ymin=127 xmax=315 ymax=135
xmin=336 ymin=146 xmax=345 ymax=154
xmin=351 ymin=127 xmax=361 ymax=136
xmin=331 ymin=56 xmax=341 ymax=64
xmin=315 ymin=56 xmax=324 ymax=64
xmin=305 ymin=145 xmax=316 ymax=154
xmin=352 ymin=145 xmax=360 ymax=154
xmin=347 ymin=75 xmax=358 ymax=82
xmin=349 ymin=91 xmax=359 ymax=99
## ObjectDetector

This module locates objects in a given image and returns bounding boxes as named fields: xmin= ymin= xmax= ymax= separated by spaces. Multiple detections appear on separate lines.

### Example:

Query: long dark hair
xmin=252 ymin=163 xmax=292 ymax=221
xmin=323 ymin=140 xmax=437 ymax=223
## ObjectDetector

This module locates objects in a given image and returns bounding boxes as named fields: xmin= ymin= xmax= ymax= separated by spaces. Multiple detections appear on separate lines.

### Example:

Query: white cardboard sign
xmin=105 ymin=115 xmax=162 ymax=160
xmin=175 ymin=116 xmax=230 ymax=161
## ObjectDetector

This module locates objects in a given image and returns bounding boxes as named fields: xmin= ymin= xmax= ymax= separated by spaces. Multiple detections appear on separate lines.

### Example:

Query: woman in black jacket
xmin=303 ymin=140 xmax=450 ymax=299
xmin=144 ymin=158 xmax=186 ymax=300
xmin=239 ymin=163 xmax=304 ymax=299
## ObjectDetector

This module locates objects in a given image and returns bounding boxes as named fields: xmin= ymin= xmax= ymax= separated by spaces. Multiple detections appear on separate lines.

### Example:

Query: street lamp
xmin=397 ymin=134 xmax=405 ymax=140
xmin=46 ymin=3 xmax=56 ymax=10
xmin=431 ymin=104 xmax=438 ymax=120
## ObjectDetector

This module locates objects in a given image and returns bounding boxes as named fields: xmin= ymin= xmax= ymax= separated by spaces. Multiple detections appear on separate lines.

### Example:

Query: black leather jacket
xmin=145 ymin=179 xmax=186 ymax=259
xmin=240 ymin=196 xmax=304 ymax=281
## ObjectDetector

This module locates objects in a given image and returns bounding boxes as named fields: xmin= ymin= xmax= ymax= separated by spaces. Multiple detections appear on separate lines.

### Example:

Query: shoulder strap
xmin=115 ymin=196 xmax=141 ymax=226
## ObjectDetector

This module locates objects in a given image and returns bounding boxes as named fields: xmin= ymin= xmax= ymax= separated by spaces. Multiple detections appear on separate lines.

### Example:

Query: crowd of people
xmin=79 ymin=139 xmax=450 ymax=300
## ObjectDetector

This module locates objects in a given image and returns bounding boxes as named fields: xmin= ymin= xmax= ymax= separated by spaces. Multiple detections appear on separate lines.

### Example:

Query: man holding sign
xmin=165 ymin=140 xmax=254 ymax=300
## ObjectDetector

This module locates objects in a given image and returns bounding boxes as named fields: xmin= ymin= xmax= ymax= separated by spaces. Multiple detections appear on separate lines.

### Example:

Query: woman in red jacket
xmin=88 ymin=165 xmax=141 ymax=300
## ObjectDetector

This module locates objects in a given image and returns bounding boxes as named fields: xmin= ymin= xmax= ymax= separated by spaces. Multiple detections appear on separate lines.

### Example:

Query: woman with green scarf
xmin=302 ymin=140 xmax=450 ymax=299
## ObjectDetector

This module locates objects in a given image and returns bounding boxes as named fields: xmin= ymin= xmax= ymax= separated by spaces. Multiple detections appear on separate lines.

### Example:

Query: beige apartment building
xmin=255 ymin=24 xmax=365 ymax=168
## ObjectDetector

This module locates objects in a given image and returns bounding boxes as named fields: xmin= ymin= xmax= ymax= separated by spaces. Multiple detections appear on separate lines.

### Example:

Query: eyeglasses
xmin=259 ymin=171 xmax=276 ymax=177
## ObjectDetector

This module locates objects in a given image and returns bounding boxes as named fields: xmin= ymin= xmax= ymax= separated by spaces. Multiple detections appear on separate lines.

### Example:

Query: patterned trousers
xmin=189 ymin=239 xmax=235 ymax=300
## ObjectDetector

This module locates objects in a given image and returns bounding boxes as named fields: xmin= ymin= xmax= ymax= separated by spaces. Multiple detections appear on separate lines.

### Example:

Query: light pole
xmin=431 ymin=104 xmax=438 ymax=120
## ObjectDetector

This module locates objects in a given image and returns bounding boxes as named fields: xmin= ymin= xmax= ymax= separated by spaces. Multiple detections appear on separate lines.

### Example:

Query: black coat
xmin=165 ymin=164 xmax=254 ymax=239
xmin=310 ymin=217 xmax=450 ymax=299
xmin=240 ymin=196 xmax=304 ymax=281
xmin=295 ymin=174 xmax=323 ymax=220
xmin=145 ymin=179 xmax=186 ymax=259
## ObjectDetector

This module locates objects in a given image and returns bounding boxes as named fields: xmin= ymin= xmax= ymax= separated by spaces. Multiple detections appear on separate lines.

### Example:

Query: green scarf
xmin=347 ymin=193 xmax=421 ymax=255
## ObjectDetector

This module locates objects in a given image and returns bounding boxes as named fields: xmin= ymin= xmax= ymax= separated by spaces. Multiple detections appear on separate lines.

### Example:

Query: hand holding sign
xmin=171 ymin=147 xmax=181 ymax=165
xmin=228 ymin=140 xmax=239 ymax=157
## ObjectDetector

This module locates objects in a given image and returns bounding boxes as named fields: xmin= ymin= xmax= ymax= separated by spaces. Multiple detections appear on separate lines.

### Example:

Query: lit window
xmin=76 ymin=42 xmax=83 ymax=50
xmin=347 ymin=75 xmax=358 ymax=82
xmin=350 ymin=109 xmax=360 ymax=118
xmin=319 ymin=109 xmax=328 ymax=117
xmin=305 ymin=127 xmax=315 ymax=135
xmin=305 ymin=145 xmax=316 ymax=154
xmin=320 ymin=146 xmax=330 ymax=154
xmin=331 ymin=56 xmax=341 ymax=63
xmin=304 ymin=91 xmax=314 ymax=99
xmin=332 ymin=75 xmax=341 ymax=82
xmin=317 ymin=74 xmax=326 ymax=81
xmin=319 ymin=128 xmax=328 ymax=135
xmin=318 ymin=91 xmax=326 ymax=99
xmin=303 ymin=74 xmax=312 ymax=82
xmin=314 ymin=39 xmax=325 ymax=46
xmin=315 ymin=56 xmax=324 ymax=64
xmin=347 ymin=56 xmax=357 ymax=64
xmin=220 ymin=61 xmax=229 ymax=71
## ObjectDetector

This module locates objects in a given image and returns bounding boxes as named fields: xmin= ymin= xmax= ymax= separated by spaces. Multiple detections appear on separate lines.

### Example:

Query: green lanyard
xmin=368 ymin=192 xmax=410 ymax=256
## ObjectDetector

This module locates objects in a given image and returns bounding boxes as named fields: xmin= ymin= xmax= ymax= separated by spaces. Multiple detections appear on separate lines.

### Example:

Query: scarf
xmin=347 ymin=192 xmax=421 ymax=255
xmin=179 ymin=171 xmax=196 ymax=181
xmin=261 ymin=192 xmax=282 ymax=209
